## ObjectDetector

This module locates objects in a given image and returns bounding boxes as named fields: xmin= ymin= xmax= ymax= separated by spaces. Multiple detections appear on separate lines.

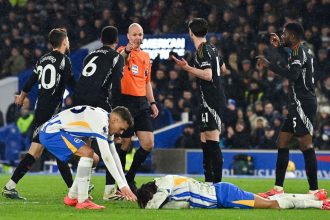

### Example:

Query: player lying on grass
xmin=39 ymin=105 xmax=137 ymax=209
xmin=136 ymin=175 xmax=329 ymax=210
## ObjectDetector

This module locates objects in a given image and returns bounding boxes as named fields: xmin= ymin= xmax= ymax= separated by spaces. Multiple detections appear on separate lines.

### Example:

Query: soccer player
xmin=172 ymin=18 xmax=227 ymax=183
xmin=257 ymin=22 xmax=319 ymax=197
xmin=2 ymin=28 xmax=75 ymax=200
xmin=39 ymin=105 xmax=136 ymax=209
xmin=72 ymin=26 xmax=124 ymax=199
xmin=136 ymin=175 xmax=329 ymax=210
xmin=105 ymin=23 xmax=159 ymax=199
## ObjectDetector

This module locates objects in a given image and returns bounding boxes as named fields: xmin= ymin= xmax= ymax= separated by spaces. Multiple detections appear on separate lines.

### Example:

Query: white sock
xmin=270 ymin=193 xmax=316 ymax=201
xmin=276 ymin=197 xmax=323 ymax=209
xmin=76 ymin=157 xmax=93 ymax=203
xmin=5 ymin=179 xmax=16 ymax=190
xmin=274 ymin=185 xmax=283 ymax=191
xmin=68 ymin=179 xmax=78 ymax=199
xmin=309 ymin=190 xmax=318 ymax=194
xmin=104 ymin=184 xmax=116 ymax=195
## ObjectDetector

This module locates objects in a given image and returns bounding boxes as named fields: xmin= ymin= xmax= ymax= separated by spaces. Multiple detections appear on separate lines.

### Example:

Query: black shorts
xmin=281 ymin=99 xmax=316 ymax=136
xmin=72 ymin=95 xmax=111 ymax=112
xmin=199 ymin=104 xmax=223 ymax=133
xmin=120 ymin=95 xmax=153 ymax=138
xmin=31 ymin=107 xmax=59 ymax=143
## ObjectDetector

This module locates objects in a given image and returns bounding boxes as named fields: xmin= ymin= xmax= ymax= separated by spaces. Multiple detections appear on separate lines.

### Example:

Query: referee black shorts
xmin=120 ymin=95 xmax=153 ymax=138
xmin=281 ymin=99 xmax=317 ymax=137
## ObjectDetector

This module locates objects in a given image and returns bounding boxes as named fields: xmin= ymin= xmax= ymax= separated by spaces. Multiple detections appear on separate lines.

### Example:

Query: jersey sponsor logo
xmin=292 ymin=60 xmax=301 ymax=65
xmin=132 ymin=64 xmax=139 ymax=75
xmin=200 ymin=61 xmax=210 ymax=67
xmin=73 ymin=138 xmax=82 ymax=143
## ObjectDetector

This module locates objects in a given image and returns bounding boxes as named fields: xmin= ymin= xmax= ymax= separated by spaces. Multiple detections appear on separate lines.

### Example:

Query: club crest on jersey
xmin=132 ymin=64 xmax=138 ymax=75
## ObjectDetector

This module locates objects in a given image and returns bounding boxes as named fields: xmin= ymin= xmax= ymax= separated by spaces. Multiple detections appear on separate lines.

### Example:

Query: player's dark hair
xmin=112 ymin=106 xmax=134 ymax=128
xmin=136 ymin=181 xmax=158 ymax=208
xmin=188 ymin=18 xmax=208 ymax=37
xmin=48 ymin=28 xmax=67 ymax=48
xmin=284 ymin=22 xmax=304 ymax=40
xmin=101 ymin=26 xmax=118 ymax=45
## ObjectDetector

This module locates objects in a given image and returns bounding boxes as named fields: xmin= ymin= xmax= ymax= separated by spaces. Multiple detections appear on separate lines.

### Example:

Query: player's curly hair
xmin=136 ymin=181 xmax=157 ymax=208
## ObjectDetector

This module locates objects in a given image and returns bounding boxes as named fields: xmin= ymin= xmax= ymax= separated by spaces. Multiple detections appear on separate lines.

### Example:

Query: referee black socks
xmin=126 ymin=147 xmax=150 ymax=183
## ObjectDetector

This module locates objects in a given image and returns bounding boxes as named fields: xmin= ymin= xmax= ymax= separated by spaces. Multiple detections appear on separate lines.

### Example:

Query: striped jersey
xmin=146 ymin=175 xmax=218 ymax=209
xmin=41 ymin=105 xmax=109 ymax=140
xmin=41 ymin=105 xmax=127 ymax=188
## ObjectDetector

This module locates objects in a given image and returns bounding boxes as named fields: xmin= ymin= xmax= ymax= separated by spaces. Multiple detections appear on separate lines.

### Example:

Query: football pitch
xmin=0 ymin=175 xmax=329 ymax=220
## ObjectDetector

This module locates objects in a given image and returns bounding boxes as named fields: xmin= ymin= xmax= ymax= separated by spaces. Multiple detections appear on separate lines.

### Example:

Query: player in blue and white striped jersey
xmin=39 ymin=105 xmax=136 ymax=209
xmin=137 ymin=175 xmax=330 ymax=210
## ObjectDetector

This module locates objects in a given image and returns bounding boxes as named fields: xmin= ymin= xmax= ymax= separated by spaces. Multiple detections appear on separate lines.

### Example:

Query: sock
xmin=10 ymin=153 xmax=36 ymax=184
xmin=105 ymin=144 xmax=127 ymax=185
xmin=276 ymin=197 xmax=323 ymax=209
xmin=104 ymin=184 xmax=116 ymax=196
xmin=125 ymin=147 xmax=150 ymax=182
xmin=202 ymin=142 xmax=213 ymax=183
xmin=302 ymin=148 xmax=318 ymax=190
xmin=206 ymin=140 xmax=223 ymax=183
xmin=5 ymin=179 xmax=17 ymax=190
xmin=274 ymin=185 xmax=284 ymax=191
xmin=68 ymin=179 xmax=78 ymax=199
xmin=270 ymin=193 xmax=316 ymax=200
xmin=56 ymin=158 xmax=73 ymax=188
xmin=275 ymin=148 xmax=289 ymax=187
xmin=76 ymin=157 xmax=93 ymax=203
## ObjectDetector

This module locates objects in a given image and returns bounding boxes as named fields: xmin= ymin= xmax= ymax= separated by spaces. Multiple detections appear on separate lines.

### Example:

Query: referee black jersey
xmin=194 ymin=42 xmax=227 ymax=111
xmin=73 ymin=46 xmax=124 ymax=111
xmin=269 ymin=44 xmax=316 ymax=103
xmin=23 ymin=50 xmax=75 ymax=112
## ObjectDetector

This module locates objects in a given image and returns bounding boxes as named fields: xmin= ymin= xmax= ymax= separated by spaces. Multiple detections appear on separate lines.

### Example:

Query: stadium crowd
xmin=0 ymin=0 xmax=329 ymax=150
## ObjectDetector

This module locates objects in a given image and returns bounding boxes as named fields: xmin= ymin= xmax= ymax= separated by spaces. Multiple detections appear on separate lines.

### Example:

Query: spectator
xmin=1 ymin=47 xmax=26 ymax=77
xmin=257 ymin=126 xmax=277 ymax=149
xmin=175 ymin=124 xmax=199 ymax=149
xmin=223 ymin=99 xmax=238 ymax=129
xmin=225 ymin=121 xmax=250 ymax=149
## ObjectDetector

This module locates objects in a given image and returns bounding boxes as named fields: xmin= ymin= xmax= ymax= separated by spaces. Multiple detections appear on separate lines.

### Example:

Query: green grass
xmin=0 ymin=174 xmax=329 ymax=220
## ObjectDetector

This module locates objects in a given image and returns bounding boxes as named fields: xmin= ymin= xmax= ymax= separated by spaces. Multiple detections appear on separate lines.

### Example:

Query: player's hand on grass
xmin=270 ymin=33 xmax=280 ymax=48
xmin=119 ymin=186 xmax=137 ymax=201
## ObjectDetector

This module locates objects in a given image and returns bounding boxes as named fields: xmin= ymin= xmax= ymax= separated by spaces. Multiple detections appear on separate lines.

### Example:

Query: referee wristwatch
xmin=150 ymin=101 xmax=157 ymax=106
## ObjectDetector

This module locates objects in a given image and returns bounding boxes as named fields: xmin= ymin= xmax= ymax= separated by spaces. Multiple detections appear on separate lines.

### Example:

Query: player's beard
xmin=65 ymin=47 xmax=70 ymax=55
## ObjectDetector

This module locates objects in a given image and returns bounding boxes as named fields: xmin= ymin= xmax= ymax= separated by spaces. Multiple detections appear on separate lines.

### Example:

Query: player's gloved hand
xmin=119 ymin=186 xmax=137 ymax=201
xmin=270 ymin=33 xmax=281 ymax=48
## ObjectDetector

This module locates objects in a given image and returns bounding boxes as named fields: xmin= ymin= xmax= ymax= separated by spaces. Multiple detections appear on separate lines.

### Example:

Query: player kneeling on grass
xmin=136 ymin=175 xmax=330 ymax=210
xmin=39 ymin=105 xmax=137 ymax=210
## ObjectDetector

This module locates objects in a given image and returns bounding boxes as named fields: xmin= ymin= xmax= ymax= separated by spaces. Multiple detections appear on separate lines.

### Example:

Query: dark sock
xmin=56 ymin=158 xmax=73 ymax=188
xmin=105 ymin=144 xmax=127 ymax=185
xmin=275 ymin=148 xmax=289 ymax=187
xmin=11 ymin=153 xmax=35 ymax=183
xmin=126 ymin=147 xmax=150 ymax=182
xmin=303 ymin=148 xmax=318 ymax=190
xmin=206 ymin=140 xmax=223 ymax=183
xmin=202 ymin=142 xmax=213 ymax=182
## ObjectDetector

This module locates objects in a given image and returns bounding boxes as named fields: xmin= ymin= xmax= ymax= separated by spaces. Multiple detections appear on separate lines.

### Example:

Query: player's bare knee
xmin=141 ymin=144 xmax=153 ymax=152
xmin=28 ymin=143 xmax=44 ymax=159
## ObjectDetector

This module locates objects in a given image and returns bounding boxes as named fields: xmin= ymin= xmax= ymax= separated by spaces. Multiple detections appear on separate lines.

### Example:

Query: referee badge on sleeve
xmin=132 ymin=64 xmax=138 ymax=75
